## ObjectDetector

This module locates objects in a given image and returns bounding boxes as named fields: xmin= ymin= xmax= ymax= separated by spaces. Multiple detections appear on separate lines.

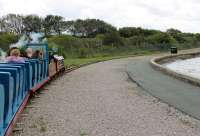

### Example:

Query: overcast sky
xmin=1 ymin=0 xmax=200 ymax=33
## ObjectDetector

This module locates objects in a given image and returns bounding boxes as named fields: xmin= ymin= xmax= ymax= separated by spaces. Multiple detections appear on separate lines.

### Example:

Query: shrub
xmin=0 ymin=33 xmax=19 ymax=50
xmin=78 ymin=47 xmax=89 ymax=58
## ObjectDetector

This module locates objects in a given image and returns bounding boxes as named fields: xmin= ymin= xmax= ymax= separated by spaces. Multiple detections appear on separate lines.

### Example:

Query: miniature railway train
xmin=0 ymin=43 xmax=65 ymax=136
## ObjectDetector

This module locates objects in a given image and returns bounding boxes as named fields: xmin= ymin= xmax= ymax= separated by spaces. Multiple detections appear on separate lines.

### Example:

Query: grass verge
xmin=64 ymin=51 xmax=161 ymax=67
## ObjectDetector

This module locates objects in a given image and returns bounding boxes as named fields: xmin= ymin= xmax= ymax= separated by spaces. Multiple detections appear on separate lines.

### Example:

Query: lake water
xmin=165 ymin=57 xmax=200 ymax=79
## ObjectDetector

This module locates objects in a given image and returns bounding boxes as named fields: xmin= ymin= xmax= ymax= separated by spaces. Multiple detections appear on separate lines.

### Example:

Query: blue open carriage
xmin=0 ymin=84 xmax=5 ymax=136
xmin=0 ymin=65 xmax=25 ymax=103
xmin=0 ymin=43 xmax=50 ymax=136
xmin=0 ymin=72 xmax=14 ymax=136
xmin=26 ymin=43 xmax=49 ymax=83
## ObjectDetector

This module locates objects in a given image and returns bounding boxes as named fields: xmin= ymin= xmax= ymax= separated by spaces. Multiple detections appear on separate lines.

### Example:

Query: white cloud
xmin=1 ymin=0 xmax=200 ymax=33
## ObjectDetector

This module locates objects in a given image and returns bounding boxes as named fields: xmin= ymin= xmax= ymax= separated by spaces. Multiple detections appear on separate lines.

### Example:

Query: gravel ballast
xmin=14 ymin=57 xmax=200 ymax=136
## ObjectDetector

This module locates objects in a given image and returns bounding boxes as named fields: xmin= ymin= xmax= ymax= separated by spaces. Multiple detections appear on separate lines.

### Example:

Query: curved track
xmin=14 ymin=56 xmax=200 ymax=136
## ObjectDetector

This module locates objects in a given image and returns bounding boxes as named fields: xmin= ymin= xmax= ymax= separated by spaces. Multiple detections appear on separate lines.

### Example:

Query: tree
xmin=166 ymin=28 xmax=182 ymax=36
xmin=85 ymin=19 xmax=116 ymax=37
xmin=103 ymin=31 xmax=123 ymax=47
xmin=23 ymin=15 xmax=43 ymax=33
xmin=147 ymin=32 xmax=176 ymax=44
xmin=0 ymin=33 xmax=18 ymax=50
xmin=194 ymin=33 xmax=200 ymax=41
xmin=0 ymin=18 xmax=5 ymax=32
xmin=63 ymin=20 xmax=75 ymax=35
xmin=52 ymin=16 xmax=64 ymax=35
xmin=0 ymin=14 xmax=24 ymax=34
xmin=166 ymin=28 xmax=185 ymax=43
xmin=43 ymin=15 xmax=64 ymax=35
xmin=73 ymin=19 xmax=85 ymax=36
xmin=66 ymin=19 xmax=116 ymax=37
xmin=119 ymin=27 xmax=160 ymax=38
xmin=119 ymin=27 xmax=139 ymax=38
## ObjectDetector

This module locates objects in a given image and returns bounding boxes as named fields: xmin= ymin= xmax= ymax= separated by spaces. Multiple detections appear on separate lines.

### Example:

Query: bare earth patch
xmin=14 ymin=56 xmax=200 ymax=136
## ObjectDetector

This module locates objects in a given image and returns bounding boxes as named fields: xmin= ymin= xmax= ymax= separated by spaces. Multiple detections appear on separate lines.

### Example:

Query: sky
xmin=1 ymin=0 xmax=200 ymax=33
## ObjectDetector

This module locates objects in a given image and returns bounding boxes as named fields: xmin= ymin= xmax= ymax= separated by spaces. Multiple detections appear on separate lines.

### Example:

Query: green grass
xmin=65 ymin=56 xmax=120 ymax=67
xmin=64 ymin=50 xmax=159 ymax=67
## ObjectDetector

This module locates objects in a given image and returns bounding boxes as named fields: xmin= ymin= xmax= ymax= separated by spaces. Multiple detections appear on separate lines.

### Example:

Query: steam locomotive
xmin=0 ymin=43 xmax=65 ymax=136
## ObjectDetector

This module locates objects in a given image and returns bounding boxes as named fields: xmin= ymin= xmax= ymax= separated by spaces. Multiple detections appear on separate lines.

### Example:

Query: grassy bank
xmin=1 ymin=33 xmax=200 ymax=67
xmin=64 ymin=50 xmax=161 ymax=67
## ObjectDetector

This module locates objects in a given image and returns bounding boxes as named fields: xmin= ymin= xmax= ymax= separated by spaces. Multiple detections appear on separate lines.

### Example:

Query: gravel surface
xmin=14 ymin=56 xmax=200 ymax=136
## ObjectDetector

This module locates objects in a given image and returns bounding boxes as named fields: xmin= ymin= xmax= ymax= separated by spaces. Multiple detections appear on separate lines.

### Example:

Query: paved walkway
xmin=127 ymin=57 xmax=200 ymax=120
xmin=14 ymin=57 xmax=200 ymax=136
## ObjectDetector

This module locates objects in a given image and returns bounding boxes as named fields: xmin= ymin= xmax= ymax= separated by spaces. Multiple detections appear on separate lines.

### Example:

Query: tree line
xmin=1 ymin=14 xmax=200 ymax=46
xmin=1 ymin=13 xmax=200 ymax=58
xmin=0 ymin=14 xmax=116 ymax=37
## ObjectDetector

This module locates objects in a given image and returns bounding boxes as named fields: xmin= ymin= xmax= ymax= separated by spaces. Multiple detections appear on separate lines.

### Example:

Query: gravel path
xmin=14 ymin=56 xmax=200 ymax=136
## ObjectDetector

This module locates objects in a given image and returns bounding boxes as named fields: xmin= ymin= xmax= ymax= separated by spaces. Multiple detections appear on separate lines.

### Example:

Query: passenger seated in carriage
xmin=25 ymin=47 xmax=34 ymax=59
xmin=34 ymin=50 xmax=44 ymax=60
xmin=25 ymin=48 xmax=44 ymax=60
xmin=6 ymin=47 xmax=25 ymax=63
